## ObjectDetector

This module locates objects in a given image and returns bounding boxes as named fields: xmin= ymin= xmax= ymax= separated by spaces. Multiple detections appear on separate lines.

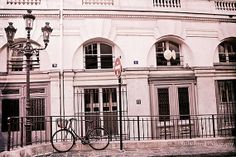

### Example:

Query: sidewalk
xmin=42 ymin=149 xmax=236 ymax=157
xmin=1 ymin=138 xmax=236 ymax=157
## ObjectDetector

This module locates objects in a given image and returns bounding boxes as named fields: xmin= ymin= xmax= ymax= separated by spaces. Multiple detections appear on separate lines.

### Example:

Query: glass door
xmin=155 ymin=84 xmax=194 ymax=139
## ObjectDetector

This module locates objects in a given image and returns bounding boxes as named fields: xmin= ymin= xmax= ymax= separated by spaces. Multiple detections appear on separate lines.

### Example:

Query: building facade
xmin=0 ymin=0 xmax=236 ymax=150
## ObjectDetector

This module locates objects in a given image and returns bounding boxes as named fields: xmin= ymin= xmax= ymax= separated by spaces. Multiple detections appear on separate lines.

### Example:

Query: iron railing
xmin=7 ymin=113 xmax=236 ymax=150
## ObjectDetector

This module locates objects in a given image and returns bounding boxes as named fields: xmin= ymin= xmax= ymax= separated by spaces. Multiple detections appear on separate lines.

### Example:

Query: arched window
xmin=8 ymin=42 xmax=39 ymax=72
xmin=156 ymin=40 xmax=181 ymax=66
xmin=84 ymin=42 xmax=113 ymax=69
xmin=218 ymin=39 xmax=236 ymax=63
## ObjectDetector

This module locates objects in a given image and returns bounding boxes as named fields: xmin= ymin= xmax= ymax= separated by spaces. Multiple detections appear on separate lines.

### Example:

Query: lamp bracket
xmin=7 ymin=41 xmax=48 ymax=56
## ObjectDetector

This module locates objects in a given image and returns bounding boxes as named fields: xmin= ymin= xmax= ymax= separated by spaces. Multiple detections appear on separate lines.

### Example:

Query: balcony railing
xmin=6 ymin=114 xmax=236 ymax=151
xmin=82 ymin=0 xmax=114 ymax=5
xmin=215 ymin=1 xmax=236 ymax=11
xmin=153 ymin=0 xmax=181 ymax=8
xmin=6 ymin=0 xmax=41 ymax=5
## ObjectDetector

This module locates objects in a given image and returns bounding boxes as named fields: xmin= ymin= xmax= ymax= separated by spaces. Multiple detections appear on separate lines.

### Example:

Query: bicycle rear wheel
xmin=51 ymin=129 xmax=75 ymax=152
xmin=88 ymin=128 xmax=110 ymax=150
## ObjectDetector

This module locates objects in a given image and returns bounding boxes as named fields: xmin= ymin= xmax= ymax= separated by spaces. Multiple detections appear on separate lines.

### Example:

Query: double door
xmin=0 ymin=84 xmax=49 ymax=147
xmin=150 ymin=82 xmax=196 ymax=139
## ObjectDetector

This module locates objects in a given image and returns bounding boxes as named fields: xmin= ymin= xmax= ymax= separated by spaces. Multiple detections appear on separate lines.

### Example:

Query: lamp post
xmin=5 ymin=10 xmax=53 ymax=145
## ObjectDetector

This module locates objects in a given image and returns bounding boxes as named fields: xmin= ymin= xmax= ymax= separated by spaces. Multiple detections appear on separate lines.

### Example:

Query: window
xmin=217 ymin=80 xmax=236 ymax=135
xmin=84 ymin=43 xmax=113 ymax=69
xmin=30 ymin=98 xmax=45 ymax=131
xmin=217 ymin=80 xmax=236 ymax=115
xmin=75 ymin=86 xmax=128 ymax=136
xmin=155 ymin=84 xmax=194 ymax=139
xmin=156 ymin=85 xmax=192 ymax=120
xmin=1 ymin=89 xmax=19 ymax=95
xmin=84 ymin=88 xmax=117 ymax=113
xmin=102 ymin=88 xmax=117 ymax=111
xmin=178 ymin=87 xmax=190 ymax=120
xmin=156 ymin=41 xmax=181 ymax=66
xmin=158 ymin=88 xmax=170 ymax=121
xmin=218 ymin=39 xmax=236 ymax=63
xmin=84 ymin=89 xmax=99 ymax=112
xmin=8 ymin=43 xmax=40 ymax=72
xmin=84 ymin=88 xmax=118 ymax=135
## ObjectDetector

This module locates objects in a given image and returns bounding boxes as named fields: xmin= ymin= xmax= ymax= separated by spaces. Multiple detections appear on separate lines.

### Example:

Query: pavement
xmin=36 ymin=149 xmax=236 ymax=157
xmin=1 ymin=138 xmax=236 ymax=157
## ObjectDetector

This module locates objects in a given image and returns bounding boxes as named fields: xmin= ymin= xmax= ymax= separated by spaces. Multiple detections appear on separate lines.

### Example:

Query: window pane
xmin=178 ymin=87 xmax=190 ymax=120
xmin=157 ymin=88 xmax=170 ymax=121
xmin=102 ymin=88 xmax=117 ymax=103
xmin=85 ymin=44 xmax=98 ymax=69
xmin=170 ymin=53 xmax=180 ymax=65
xmin=30 ymin=88 xmax=45 ymax=94
xmin=232 ymin=43 xmax=236 ymax=52
xmin=103 ymin=88 xmax=109 ymax=103
xmin=219 ymin=53 xmax=226 ymax=62
xmin=84 ymin=89 xmax=99 ymax=112
xmin=229 ymin=52 xmax=236 ymax=62
xmin=85 ymin=44 xmax=97 ymax=55
xmin=85 ymin=56 xmax=98 ymax=69
xmin=218 ymin=44 xmax=225 ymax=53
xmin=156 ymin=53 xmax=167 ymax=65
xmin=101 ymin=55 xmax=113 ymax=68
xmin=169 ymin=41 xmax=179 ymax=52
xmin=156 ymin=41 xmax=166 ymax=52
xmin=100 ymin=44 xmax=112 ymax=54
xmin=2 ymin=89 xmax=19 ymax=95
xmin=100 ymin=44 xmax=113 ymax=69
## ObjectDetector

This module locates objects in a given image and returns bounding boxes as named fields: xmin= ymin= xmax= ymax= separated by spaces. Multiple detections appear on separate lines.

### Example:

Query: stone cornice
xmin=0 ymin=9 xmax=59 ymax=18
xmin=63 ymin=12 xmax=236 ymax=23
xmin=0 ymin=9 xmax=236 ymax=23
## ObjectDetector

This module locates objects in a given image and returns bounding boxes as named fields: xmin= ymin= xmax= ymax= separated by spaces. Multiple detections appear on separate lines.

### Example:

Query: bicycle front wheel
xmin=51 ymin=129 xmax=75 ymax=153
xmin=88 ymin=128 xmax=110 ymax=150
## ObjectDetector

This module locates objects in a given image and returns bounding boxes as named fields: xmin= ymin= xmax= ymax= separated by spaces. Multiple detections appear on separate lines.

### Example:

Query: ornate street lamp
xmin=5 ymin=10 xmax=53 ymax=145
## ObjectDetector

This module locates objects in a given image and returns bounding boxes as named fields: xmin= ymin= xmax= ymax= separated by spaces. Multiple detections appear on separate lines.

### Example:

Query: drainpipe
xmin=59 ymin=0 xmax=65 ymax=117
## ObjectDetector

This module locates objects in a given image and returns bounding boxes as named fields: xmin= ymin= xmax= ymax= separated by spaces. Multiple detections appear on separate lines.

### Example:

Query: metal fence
xmin=7 ymin=113 xmax=236 ymax=150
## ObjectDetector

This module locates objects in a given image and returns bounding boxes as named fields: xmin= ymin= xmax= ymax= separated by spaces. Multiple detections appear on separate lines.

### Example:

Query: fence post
xmin=189 ymin=116 xmax=192 ymax=139
xmin=164 ymin=117 xmax=167 ymax=140
xmin=212 ymin=115 xmax=216 ymax=137
xmin=50 ymin=116 xmax=53 ymax=142
xmin=21 ymin=117 xmax=24 ymax=147
xmin=137 ymin=116 xmax=140 ymax=141
xmin=7 ymin=117 xmax=11 ymax=151
xmin=118 ymin=77 xmax=123 ymax=150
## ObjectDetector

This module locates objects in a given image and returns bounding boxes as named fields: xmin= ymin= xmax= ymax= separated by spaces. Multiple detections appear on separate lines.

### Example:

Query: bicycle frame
xmin=61 ymin=118 xmax=93 ymax=144
xmin=52 ymin=118 xmax=110 ymax=152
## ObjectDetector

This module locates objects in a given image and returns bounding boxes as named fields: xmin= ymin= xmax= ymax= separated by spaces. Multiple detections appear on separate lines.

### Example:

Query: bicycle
xmin=51 ymin=118 xmax=110 ymax=153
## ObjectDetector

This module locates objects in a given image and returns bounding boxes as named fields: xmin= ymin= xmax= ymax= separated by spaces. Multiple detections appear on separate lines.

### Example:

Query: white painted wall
xmin=0 ymin=0 xmax=235 ymax=118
